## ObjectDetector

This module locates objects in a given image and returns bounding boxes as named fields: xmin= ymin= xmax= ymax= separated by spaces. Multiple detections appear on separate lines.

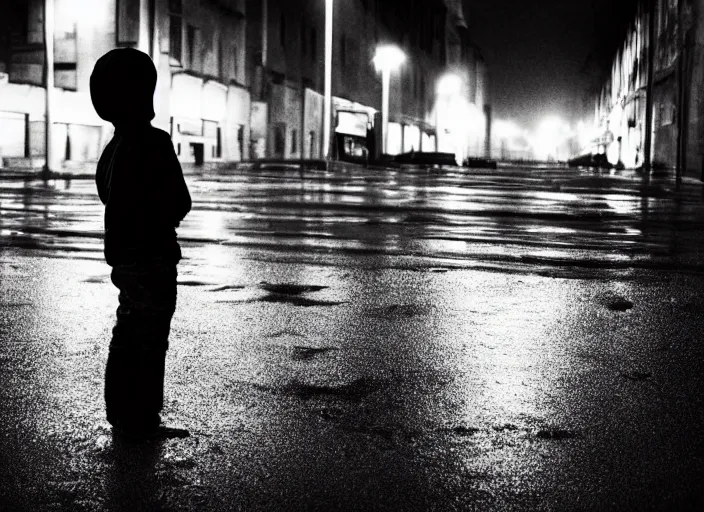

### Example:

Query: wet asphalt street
xmin=2 ymin=164 xmax=704 ymax=511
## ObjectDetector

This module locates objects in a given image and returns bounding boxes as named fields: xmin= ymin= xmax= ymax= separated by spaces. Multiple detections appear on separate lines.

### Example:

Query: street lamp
xmin=323 ymin=0 xmax=333 ymax=160
xmin=373 ymin=45 xmax=405 ymax=154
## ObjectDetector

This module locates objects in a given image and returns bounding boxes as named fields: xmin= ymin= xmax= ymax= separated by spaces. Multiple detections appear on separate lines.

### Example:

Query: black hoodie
xmin=90 ymin=48 xmax=191 ymax=266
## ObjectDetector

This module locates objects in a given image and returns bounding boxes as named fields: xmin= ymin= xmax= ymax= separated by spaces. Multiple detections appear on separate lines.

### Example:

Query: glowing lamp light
xmin=374 ymin=45 xmax=406 ymax=155
xmin=436 ymin=73 xmax=462 ymax=96
xmin=373 ymin=45 xmax=406 ymax=73
xmin=494 ymin=119 xmax=520 ymax=139
xmin=533 ymin=116 xmax=568 ymax=161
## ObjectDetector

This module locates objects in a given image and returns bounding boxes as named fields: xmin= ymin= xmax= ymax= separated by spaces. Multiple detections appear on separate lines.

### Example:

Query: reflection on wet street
xmin=3 ymin=165 xmax=704 ymax=278
xmin=2 ymin=165 xmax=704 ymax=511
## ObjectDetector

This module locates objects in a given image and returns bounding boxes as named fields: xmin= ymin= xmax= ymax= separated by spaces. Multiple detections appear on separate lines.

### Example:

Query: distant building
xmin=0 ymin=0 xmax=249 ymax=168
xmin=585 ymin=0 xmax=704 ymax=176
xmin=441 ymin=0 xmax=490 ymax=162
xmin=0 ymin=0 xmax=490 ymax=169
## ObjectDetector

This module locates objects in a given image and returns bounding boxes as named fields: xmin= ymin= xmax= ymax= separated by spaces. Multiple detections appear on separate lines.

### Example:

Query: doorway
xmin=190 ymin=142 xmax=204 ymax=165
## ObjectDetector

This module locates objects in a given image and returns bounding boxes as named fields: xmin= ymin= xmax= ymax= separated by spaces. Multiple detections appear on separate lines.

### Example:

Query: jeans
xmin=106 ymin=261 xmax=177 ymax=433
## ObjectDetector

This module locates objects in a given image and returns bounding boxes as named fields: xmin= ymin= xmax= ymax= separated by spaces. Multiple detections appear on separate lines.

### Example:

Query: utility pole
xmin=43 ymin=0 xmax=55 ymax=175
xmin=643 ymin=0 xmax=656 ymax=175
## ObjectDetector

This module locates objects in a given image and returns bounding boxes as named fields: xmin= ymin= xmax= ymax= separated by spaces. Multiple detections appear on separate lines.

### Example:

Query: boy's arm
xmin=155 ymin=131 xmax=192 ymax=226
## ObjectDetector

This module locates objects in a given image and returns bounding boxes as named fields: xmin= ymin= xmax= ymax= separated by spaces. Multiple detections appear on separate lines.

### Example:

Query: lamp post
xmin=323 ymin=0 xmax=333 ymax=159
xmin=44 ymin=0 xmax=55 ymax=174
xmin=373 ymin=45 xmax=405 ymax=155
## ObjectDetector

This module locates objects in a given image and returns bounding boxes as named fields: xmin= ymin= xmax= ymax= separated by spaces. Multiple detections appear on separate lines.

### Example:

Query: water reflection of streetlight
xmin=373 ymin=45 xmax=405 ymax=154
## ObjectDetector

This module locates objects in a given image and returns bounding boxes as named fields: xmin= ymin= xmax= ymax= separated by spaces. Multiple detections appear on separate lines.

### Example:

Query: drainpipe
xmin=43 ymin=0 xmax=55 ymax=175
xmin=643 ymin=0 xmax=656 ymax=174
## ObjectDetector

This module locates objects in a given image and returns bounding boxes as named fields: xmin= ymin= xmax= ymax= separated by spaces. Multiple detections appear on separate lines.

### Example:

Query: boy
xmin=90 ymin=48 xmax=192 ymax=441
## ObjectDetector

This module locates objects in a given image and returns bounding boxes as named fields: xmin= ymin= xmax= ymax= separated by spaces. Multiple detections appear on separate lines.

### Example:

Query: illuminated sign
xmin=336 ymin=110 xmax=368 ymax=137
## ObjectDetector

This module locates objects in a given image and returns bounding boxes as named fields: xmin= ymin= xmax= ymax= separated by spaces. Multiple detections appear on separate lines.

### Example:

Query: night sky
xmin=465 ymin=0 xmax=636 ymax=130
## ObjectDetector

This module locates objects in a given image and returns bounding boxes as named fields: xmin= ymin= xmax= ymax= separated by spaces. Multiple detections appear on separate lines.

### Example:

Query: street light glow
xmin=533 ymin=116 xmax=571 ymax=161
xmin=436 ymin=73 xmax=462 ymax=96
xmin=373 ymin=45 xmax=406 ymax=73
xmin=374 ymin=45 xmax=405 ymax=155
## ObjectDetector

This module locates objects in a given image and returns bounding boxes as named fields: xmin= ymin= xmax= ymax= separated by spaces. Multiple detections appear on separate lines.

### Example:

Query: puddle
xmin=209 ymin=285 xmax=246 ymax=292
xmin=82 ymin=276 xmax=106 ymax=283
xmin=178 ymin=280 xmax=213 ymax=287
xmin=291 ymin=346 xmax=337 ymax=361
xmin=607 ymin=299 xmax=634 ymax=311
xmin=257 ymin=294 xmax=345 ymax=307
xmin=258 ymin=283 xmax=328 ymax=295
xmin=597 ymin=293 xmax=634 ymax=311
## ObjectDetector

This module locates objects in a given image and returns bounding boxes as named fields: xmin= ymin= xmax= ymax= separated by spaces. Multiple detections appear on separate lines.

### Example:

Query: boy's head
xmin=90 ymin=48 xmax=157 ymax=127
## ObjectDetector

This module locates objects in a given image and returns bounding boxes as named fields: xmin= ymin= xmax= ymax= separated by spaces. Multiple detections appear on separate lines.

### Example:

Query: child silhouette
xmin=90 ymin=48 xmax=192 ymax=441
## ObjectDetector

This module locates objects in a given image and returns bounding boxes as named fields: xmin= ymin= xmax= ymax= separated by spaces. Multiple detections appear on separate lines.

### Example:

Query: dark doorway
xmin=190 ymin=142 xmax=204 ymax=165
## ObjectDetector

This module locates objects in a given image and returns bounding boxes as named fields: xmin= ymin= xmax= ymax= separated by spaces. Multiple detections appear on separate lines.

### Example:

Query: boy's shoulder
xmin=146 ymin=126 xmax=173 ymax=143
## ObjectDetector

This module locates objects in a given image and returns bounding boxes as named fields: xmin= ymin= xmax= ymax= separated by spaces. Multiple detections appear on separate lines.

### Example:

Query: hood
xmin=90 ymin=48 xmax=157 ymax=126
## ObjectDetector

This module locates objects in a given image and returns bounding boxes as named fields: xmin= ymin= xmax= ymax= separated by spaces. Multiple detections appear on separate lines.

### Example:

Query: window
xmin=117 ymin=0 xmax=140 ymax=44
xmin=169 ymin=0 xmax=182 ymax=63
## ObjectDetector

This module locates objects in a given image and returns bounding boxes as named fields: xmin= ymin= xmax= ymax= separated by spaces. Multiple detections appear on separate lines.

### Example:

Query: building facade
xmin=0 ymin=0 xmax=490 ymax=169
xmin=0 ymin=0 xmax=249 ymax=169
xmin=588 ymin=0 xmax=704 ymax=176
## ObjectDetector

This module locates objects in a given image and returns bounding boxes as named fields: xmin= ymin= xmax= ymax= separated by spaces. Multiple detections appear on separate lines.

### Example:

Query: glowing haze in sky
xmin=465 ymin=0 xmax=634 ymax=130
